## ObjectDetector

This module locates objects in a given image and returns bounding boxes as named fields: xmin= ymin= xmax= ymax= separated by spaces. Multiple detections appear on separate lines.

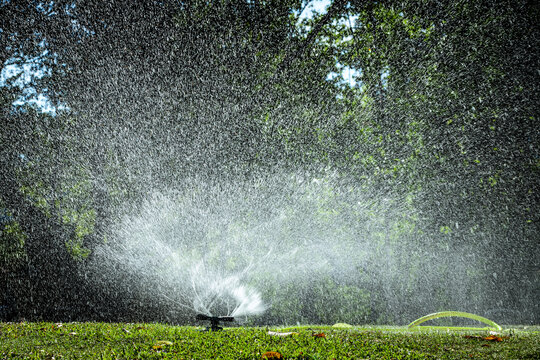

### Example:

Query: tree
xmin=1 ymin=0 xmax=538 ymax=323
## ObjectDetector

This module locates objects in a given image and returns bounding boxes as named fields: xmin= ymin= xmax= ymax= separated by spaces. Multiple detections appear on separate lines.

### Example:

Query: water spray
xmin=195 ymin=313 xmax=235 ymax=331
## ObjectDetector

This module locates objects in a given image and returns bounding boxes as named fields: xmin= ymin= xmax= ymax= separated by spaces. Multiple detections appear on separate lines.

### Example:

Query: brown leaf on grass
xmin=261 ymin=351 xmax=283 ymax=360
xmin=312 ymin=332 xmax=326 ymax=338
xmin=464 ymin=334 xmax=505 ymax=342
xmin=483 ymin=335 xmax=504 ymax=342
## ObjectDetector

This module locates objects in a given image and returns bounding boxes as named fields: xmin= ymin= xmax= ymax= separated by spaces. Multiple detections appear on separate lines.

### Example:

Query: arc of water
xmin=160 ymin=293 xmax=197 ymax=312
xmin=190 ymin=267 xmax=208 ymax=314
xmin=204 ymin=290 xmax=222 ymax=315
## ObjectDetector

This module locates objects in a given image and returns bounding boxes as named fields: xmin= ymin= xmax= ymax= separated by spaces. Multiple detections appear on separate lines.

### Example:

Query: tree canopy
xmin=1 ymin=0 xmax=538 ymax=324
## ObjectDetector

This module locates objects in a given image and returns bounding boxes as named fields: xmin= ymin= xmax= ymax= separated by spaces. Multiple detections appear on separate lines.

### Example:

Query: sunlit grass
xmin=1 ymin=322 xmax=538 ymax=359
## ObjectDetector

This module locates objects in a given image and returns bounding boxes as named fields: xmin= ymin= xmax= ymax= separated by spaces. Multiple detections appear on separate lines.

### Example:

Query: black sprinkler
xmin=195 ymin=313 xmax=235 ymax=331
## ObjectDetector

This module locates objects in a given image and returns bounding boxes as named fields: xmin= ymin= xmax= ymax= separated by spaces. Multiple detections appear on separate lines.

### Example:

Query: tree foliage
xmin=1 ymin=0 xmax=538 ymax=323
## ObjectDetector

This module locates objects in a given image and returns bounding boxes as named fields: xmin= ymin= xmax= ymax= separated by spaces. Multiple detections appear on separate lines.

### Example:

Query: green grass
xmin=1 ymin=322 xmax=538 ymax=359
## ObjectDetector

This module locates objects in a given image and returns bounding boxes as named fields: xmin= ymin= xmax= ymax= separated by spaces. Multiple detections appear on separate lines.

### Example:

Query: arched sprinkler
xmin=196 ymin=314 xmax=235 ymax=331
xmin=408 ymin=311 xmax=502 ymax=331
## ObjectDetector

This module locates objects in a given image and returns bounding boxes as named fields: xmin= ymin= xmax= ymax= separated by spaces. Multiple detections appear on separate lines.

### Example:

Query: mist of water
xmin=90 ymin=172 xmax=391 ymax=319
xmin=88 ymin=168 xmax=487 ymax=325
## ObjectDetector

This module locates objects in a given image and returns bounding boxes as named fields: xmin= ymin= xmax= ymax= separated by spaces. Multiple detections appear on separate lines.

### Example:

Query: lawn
xmin=1 ymin=322 xmax=538 ymax=359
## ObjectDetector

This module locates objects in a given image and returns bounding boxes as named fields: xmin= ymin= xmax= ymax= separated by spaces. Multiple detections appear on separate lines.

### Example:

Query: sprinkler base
xmin=195 ymin=314 xmax=235 ymax=331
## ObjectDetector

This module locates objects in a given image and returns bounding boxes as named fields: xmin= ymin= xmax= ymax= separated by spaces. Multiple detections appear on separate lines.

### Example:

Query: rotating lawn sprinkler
xmin=195 ymin=313 xmax=235 ymax=331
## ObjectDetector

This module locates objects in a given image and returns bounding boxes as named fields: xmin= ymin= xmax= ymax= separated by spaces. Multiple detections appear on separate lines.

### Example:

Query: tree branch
xmin=277 ymin=0 xmax=349 ymax=74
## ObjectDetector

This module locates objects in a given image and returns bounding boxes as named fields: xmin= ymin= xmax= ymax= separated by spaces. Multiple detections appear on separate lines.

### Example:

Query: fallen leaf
xmin=483 ymin=335 xmax=503 ymax=342
xmin=261 ymin=351 xmax=283 ymax=360
xmin=464 ymin=334 xmax=506 ymax=342
xmin=155 ymin=341 xmax=173 ymax=345
xmin=267 ymin=331 xmax=298 ymax=337
xmin=312 ymin=332 xmax=326 ymax=338
xmin=152 ymin=340 xmax=173 ymax=350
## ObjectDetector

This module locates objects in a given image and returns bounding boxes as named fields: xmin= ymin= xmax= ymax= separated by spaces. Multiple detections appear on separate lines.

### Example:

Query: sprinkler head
xmin=195 ymin=313 xmax=235 ymax=331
